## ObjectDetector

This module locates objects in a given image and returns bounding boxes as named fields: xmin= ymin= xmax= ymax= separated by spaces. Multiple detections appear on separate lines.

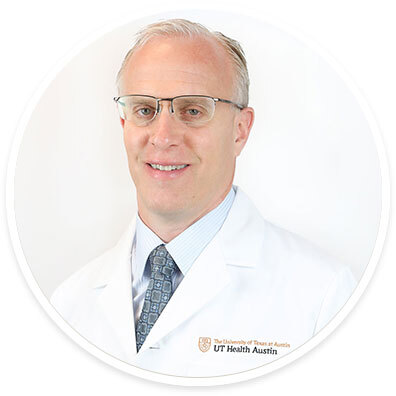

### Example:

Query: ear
xmin=120 ymin=117 xmax=125 ymax=128
xmin=234 ymin=107 xmax=254 ymax=157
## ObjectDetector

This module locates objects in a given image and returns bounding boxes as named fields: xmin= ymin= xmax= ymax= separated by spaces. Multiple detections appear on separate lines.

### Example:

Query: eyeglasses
xmin=113 ymin=94 xmax=244 ymax=126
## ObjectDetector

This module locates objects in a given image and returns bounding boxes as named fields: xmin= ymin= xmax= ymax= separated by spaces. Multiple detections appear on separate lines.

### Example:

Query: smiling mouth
xmin=148 ymin=163 xmax=189 ymax=171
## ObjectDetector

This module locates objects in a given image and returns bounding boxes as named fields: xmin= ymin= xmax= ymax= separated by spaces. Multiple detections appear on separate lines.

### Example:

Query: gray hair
xmin=116 ymin=18 xmax=250 ymax=107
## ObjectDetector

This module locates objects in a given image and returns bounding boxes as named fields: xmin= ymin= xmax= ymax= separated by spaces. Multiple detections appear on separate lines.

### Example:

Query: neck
xmin=137 ymin=187 xmax=232 ymax=243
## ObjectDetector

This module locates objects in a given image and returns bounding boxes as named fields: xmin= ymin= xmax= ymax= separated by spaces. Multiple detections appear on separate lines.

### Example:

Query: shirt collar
xmin=134 ymin=186 xmax=236 ymax=280
xmin=134 ymin=216 xmax=163 ymax=282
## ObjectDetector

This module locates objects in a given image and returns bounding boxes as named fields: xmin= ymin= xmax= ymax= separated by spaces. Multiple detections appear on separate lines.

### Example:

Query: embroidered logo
xmin=198 ymin=337 xmax=211 ymax=352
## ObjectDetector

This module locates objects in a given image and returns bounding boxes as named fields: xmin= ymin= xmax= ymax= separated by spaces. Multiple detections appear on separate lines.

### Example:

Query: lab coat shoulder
xmin=260 ymin=217 xmax=349 ymax=279
xmin=50 ymin=244 xmax=120 ymax=325
xmin=262 ymin=220 xmax=357 ymax=334
xmin=221 ymin=189 xmax=357 ymax=334
xmin=51 ymin=218 xmax=136 ymax=326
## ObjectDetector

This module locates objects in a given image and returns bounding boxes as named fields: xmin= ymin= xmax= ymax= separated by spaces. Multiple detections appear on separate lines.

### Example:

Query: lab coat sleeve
xmin=314 ymin=266 xmax=357 ymax=334
xmin=50 ymin=277 xmax=76 ymax=319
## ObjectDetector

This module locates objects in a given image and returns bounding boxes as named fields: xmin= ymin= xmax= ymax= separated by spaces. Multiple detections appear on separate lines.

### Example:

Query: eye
xmin=138 ymin=107 xmax=153 ymax=116
xmin=181 ymin=106 xmax=204 ymax=118
xmin=177 ymin=106 xmax=205 ymax=123
xmin=133 ymin=105 xmax=155 ymax=118
xmin=186 ymin=108 xmax=201 ymax=116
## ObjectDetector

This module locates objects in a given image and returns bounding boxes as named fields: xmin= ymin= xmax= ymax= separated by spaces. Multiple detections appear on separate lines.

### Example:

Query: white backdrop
xmin=12 ymin=9 xmax=382 ymax=297
xmin=2 ymin=0 xmax=395 ymax=393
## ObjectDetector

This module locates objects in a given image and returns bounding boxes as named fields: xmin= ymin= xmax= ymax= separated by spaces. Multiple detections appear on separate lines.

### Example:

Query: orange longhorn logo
xmin=198 ymin=337 xmax=211 ymax=352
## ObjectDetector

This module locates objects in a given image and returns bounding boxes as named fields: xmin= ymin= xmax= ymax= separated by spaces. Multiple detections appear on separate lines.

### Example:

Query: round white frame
xmin=6 ymin=5 xmax=390 ymax=387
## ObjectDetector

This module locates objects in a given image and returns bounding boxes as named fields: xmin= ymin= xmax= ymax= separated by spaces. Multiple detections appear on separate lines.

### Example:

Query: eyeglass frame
xmin=113 ymin=94 xmax=245 ymax=124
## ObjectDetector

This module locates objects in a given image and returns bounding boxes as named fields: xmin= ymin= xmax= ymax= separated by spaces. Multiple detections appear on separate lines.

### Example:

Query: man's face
xmin=120 ymin=35 xmax=253 ymax=225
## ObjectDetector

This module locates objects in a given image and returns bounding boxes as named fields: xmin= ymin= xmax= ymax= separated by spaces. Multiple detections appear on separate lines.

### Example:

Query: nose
xmin=148 ymin=101 xmax=184 ymax=149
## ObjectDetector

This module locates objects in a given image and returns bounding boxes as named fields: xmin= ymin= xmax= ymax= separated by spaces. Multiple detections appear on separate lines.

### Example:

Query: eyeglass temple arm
xmin=215 ymin=98 xmax=244 ymax=110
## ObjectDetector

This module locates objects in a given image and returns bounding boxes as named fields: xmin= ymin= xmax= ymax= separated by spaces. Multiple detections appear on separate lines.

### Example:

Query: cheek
xmin=190 ymin=126 xmax=236 ymax=169
xmin=123 ymin=126 xmax=144 ymax=158
xmin=213 ymin=122 xmax=238 ymax=155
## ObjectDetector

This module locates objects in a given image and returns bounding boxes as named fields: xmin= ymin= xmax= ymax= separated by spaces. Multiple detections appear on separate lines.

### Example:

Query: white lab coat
xmin=51 ymin=187 xmax=357 ymax=377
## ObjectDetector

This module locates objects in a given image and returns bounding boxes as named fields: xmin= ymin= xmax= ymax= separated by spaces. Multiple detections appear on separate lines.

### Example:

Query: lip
xmin=144 ymin=162 xmax=190 ymax=180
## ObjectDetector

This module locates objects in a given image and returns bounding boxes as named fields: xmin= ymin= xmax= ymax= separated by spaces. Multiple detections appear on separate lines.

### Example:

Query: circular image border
xmin=6 ymin=6 xmax=390 ymax=387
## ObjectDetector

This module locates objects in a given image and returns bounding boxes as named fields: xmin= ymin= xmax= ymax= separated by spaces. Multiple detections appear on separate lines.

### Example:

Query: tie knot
xmin=149 ymin=244 xmax=176 ymax=279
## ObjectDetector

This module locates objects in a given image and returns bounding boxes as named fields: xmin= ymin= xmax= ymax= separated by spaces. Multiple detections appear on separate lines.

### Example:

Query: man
xmin=51 ymin=19 xmax=357 ymax=377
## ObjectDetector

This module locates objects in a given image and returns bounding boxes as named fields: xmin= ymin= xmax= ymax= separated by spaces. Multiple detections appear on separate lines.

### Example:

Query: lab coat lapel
xmin=95 ymin=218 xmax=138 ymax=361
xmin=138 ymin=233 xmax=231 ymax=353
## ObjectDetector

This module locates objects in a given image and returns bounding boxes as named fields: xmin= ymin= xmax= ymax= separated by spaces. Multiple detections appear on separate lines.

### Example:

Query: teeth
xmin=150 ymin=164 xmax=188 ymax=171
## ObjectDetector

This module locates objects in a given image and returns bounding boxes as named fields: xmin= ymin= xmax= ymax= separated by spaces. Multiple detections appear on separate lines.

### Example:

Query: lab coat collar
xmin=92 ymin=186 xmax=264 ymax=357
xmin=218 ymin=186 xmax=265 ymax=269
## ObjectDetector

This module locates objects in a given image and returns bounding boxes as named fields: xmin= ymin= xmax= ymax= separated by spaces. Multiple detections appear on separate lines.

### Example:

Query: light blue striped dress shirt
xmin=131 ymin=186 xmax=236 ymax=325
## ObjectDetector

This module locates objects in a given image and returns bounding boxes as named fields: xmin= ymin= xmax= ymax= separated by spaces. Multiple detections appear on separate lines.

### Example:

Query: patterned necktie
xmin=135 ymin=244 xmax=177 ymax=352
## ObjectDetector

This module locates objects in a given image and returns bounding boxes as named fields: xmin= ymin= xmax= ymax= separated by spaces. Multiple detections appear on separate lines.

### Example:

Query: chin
xmin=150 ymin=199 xmax=191 ymax=217
xmin=138 ymin=186 xmax=186 ymax=211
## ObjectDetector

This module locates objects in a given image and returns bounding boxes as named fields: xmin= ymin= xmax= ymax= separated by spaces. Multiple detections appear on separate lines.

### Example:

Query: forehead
xmin=120 ymin=35 xmax=235 ymax=98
